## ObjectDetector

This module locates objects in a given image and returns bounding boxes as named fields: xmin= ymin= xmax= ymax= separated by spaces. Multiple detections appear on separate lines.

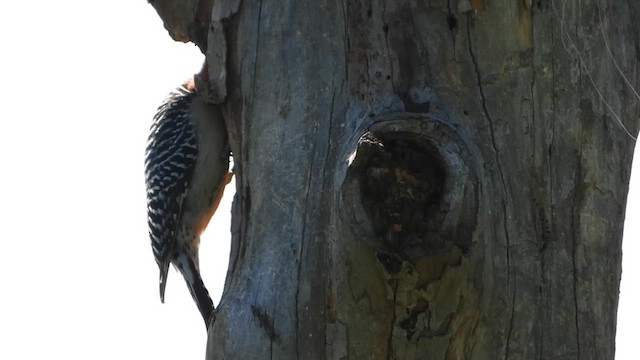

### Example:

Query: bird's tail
xmin=159 ymin=260 xmax=171 ymax=303
xmin=175 ymin=252 xmax=215 ymax=328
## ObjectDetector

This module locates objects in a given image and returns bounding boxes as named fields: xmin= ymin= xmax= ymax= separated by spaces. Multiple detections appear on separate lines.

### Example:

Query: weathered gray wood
xmin=151 ymin=0 xmax=640 ymax=358
xmin=149 ymin=0 xmax=214 ymax=48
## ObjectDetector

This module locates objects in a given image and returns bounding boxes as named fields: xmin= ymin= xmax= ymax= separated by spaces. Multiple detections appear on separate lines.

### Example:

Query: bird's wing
xmin=144 ymin=86 xmax=198 ymax=301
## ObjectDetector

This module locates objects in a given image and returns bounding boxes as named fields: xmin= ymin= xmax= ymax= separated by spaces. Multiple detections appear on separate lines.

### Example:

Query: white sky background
xmin=0 ymin=1 xmax=637 ymax=359
xmin=0 ymin=1 xmax=225 ymax=359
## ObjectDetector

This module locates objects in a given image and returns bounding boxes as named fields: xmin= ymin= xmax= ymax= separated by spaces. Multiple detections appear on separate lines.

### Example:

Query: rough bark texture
xmin=152 ymin=0 xmax=640 ymax=359
xmin=149 ymin=0 xmax=215 ymax=47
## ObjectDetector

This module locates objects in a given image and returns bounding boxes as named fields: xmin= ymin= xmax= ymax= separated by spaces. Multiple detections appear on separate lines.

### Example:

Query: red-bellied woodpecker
xmin=145 ymin=65 xmax=232 ymax=328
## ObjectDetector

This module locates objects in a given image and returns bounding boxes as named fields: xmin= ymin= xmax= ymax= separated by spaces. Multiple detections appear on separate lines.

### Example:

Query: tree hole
xmin=348 ymin=131 xmax=451 ymax=259
xmin=342 ymin=114 xmax=479 ymax=260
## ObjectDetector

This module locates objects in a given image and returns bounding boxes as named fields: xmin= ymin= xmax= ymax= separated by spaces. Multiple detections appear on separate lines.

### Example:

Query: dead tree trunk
xmin=151 ymin=0 xmax=640 ymax=358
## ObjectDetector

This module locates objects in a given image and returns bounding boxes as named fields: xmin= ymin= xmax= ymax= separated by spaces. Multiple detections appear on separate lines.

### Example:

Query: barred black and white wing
xmin=144 ymin=85 xmax=198 ymax=302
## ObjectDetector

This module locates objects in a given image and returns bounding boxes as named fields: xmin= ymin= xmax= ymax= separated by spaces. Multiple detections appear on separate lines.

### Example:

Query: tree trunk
xmin=151 ymin=0 xmax=640 ymax=358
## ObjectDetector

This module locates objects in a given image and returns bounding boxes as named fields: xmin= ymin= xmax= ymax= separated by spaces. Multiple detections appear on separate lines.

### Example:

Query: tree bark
xmin=152 ymin=0 xmax=640 ymax=359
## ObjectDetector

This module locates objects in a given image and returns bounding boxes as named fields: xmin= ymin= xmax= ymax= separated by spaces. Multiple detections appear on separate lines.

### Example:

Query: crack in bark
xmin=570 ymin=14 xmax=584 ymax=358
xmin=294 ymin=77 xmax=338 ymax=358
xmin=446 ymin=0 xmax=458 ymax=52
xmin=322 ymin=84 xmax=338 ymax=359
xmin=538 ymin=24 xmax=558 ymax=360
xmin=271 ymin=286 xmax=278 ymax=360
xmin=243 ymin=0 xmax=264 ymax=271
xmin=571 ymin=57 xmax=584 ymax=360
xmin=381 ymin=0 xmax=396 ymax=91
xmin=340 ymin=0 xmax=349 ymax=86
xmin=387 ymin=279 xmax=398 ymax=360
xmin=315 ymin=83 xmax=337 ymax=358
xmin=324 ymin=85 xmax=337 ymax=198
xmin=571 ymin=153 xmax=583 ymax=360
xmin=296 ymin=154 xmax=314 ymax=360
xmin=528 ymin=11 xmax=547 ymax=360
xmin=228 ymin=0 xmax=260 ymax=289
xmin=251 ymin=0 xmax=264 ymax=102
xmin=549 ymin=29 xmax=556 ymax=168
xmin=465 ymin=14 xmax=516 ymax=360
xmin=506 ymin=273 xmax=517 ymax=359
xmin=296 ymin=94 xmax=333 ymax=358
xmin=365 ymin=54 xmax=371 ymax=94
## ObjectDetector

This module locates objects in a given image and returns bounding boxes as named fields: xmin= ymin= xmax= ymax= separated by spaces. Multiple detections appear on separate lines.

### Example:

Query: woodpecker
xmin=145 ymin=64 xmax=232 ymax=328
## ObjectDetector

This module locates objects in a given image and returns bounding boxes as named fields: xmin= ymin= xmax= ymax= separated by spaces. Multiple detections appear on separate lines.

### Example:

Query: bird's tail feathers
xmin=159 ymin=260 xmax=170 ymax=303
xmin=175 ymin=253 xmax=214 ymax=328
